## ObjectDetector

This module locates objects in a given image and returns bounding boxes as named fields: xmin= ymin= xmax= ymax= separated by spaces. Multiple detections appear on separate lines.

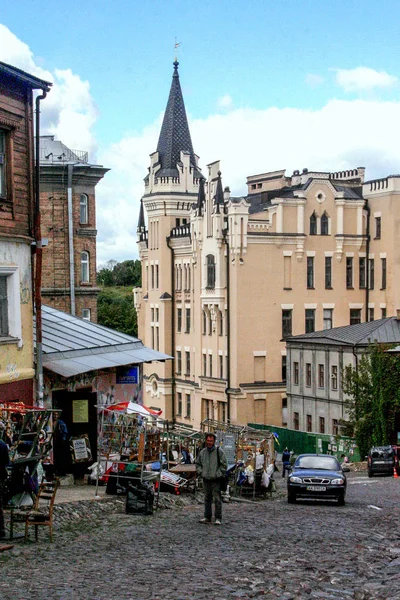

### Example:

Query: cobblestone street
xmin=1 ymin=471 xmax=400 ymax=600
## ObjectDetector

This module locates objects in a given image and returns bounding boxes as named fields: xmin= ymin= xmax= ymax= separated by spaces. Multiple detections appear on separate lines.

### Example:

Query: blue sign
xmin=116 ymin=366 xmax=139 ymax=384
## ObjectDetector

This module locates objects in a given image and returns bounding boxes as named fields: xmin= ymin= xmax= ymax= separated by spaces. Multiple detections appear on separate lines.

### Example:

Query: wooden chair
xmin=10 ymin=478 xmax=59 ymax=542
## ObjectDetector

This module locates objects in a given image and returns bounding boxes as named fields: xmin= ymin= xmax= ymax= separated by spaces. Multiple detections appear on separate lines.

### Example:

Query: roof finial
xmin=174 ymin=38 xmax=181 ymax=63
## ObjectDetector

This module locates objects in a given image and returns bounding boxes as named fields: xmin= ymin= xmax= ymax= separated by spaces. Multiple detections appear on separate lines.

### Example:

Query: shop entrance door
xmin=52 ymin=388 xmax=97 ymax=477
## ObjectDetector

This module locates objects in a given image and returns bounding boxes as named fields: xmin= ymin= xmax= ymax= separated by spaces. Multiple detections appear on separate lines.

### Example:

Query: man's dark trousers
xmin=203 ymin=479 xmax=222 ymax=522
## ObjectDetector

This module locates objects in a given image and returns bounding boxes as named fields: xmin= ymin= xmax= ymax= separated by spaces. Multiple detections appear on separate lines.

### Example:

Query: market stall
xmin=96 ymin=401 xmax=165 ymax=509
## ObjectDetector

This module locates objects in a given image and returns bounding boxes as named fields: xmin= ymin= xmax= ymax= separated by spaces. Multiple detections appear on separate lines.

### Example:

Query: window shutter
xmin=0 ymin=276 xmax=9 ymax=336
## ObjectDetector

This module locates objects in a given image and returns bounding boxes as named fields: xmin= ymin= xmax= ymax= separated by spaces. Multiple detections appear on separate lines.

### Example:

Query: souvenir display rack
xmin=97 ymin=406 xmax=164 ymax=502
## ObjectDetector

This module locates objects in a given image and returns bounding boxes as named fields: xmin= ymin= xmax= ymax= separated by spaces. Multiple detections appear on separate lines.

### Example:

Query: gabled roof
xmin=155 ymin=61 xmax=200 ymax=179
xmin=0 ymin=61 xmax=52 ymax=91
xmin=286 ymin=317 xmax=400 ymax=347
xmin=36 ymin=305 xmax=171 ymax=377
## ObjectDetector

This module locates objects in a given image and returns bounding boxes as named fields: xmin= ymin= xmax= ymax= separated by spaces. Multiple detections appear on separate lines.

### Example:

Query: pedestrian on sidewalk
xmin=196 ymin=433 xmax=227 ymax=526
xmin=282 ymin=447 xmax=291 ymax=479
xmin=0 ymin=438 xmax=10 ymax=539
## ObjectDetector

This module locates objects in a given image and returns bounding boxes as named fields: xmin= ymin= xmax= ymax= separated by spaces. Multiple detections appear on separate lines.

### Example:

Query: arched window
xmin=310 ymin=212 xmax=317 ymax=235
xmin=321 ymin=212 xmax=329 ymax=235
xmin=81 ymin=251 xmax=89 ymax=282
xmin=206 ymin=255 xmax=216 ymax=288
xmin=80 ymin=194 xmax=88 ymax=224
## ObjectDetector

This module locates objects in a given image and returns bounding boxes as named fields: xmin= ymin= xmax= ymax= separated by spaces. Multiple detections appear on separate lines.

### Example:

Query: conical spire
xmin=215 ymin=171 xmax=224 ymax=214
xmin=155 ymin=61 xmax=199 ymax=178
xmin=137 ymin=199 xmax=145 ymax=232
xmin=196 ymin=177 xmax=205 ymax=215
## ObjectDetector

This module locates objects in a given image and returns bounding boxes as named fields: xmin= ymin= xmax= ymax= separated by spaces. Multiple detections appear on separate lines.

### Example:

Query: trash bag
xmin=125 ymin=481 xmax=154 ymax=515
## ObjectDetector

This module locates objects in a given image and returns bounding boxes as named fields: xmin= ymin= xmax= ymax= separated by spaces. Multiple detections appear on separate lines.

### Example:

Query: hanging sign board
xmin=70 ymin=435 xmax=92 ymax=463
xmin=116 ymin=366 xmax=139 ymax=384
xmin=72 ymin=399 xmax=89 ymax=423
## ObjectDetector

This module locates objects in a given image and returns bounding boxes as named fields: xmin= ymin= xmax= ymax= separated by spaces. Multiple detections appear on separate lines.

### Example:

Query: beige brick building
xmin=39 ymin=136 xmax=109 ymax=322
xmin=135 ymin=61 xmax=400 ymax=430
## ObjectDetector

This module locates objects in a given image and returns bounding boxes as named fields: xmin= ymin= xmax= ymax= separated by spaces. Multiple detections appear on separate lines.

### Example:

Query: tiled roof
xmin=155 ymin=61 xmax=200 ymax=179
xmin=286 ymin=317 xmax=400 ymax=346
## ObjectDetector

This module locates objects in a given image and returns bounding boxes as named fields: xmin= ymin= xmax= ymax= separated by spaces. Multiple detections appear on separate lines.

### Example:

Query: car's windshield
xmin=371 ymin=447 xmax=393 ymax=459
xmin=295 ymin=456 xmax=340 ymax=470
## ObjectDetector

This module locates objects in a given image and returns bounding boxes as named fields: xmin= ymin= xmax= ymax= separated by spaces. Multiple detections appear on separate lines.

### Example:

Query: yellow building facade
xmin=135 ymin=62 xmax=399 ymax=430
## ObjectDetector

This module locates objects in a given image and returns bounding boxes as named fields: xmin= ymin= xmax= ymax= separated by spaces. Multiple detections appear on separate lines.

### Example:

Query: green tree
xmin=97 ymin=259 xmax=141 ymax=287
xmin=97 ymin=287 xmax=138 ymax=337
xmin=343 ymin=343 xmax=400 ymax=458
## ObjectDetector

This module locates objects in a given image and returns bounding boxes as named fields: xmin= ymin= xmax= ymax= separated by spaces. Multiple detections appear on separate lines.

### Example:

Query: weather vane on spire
xmin=174 ymin=38 xmax=181 ymax=61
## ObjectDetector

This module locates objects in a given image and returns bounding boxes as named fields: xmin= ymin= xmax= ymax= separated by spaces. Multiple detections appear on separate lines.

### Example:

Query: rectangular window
xmin=0 ymin=130 xmax=7 ymax=200
xmin=368 ymin=259 xmax=374 ymax=290
xmin=176 ymin=350 xmax=182 ymax=375
xmin=381 ymin=258 xmax=386 ymax=290
xmin=368 ymin=307 xmax=374 ymax=322
xmin=0 ymin=275 xmax=9 ymax=336
xmin=305 ymin=309 xmax=315 ymax=333
xmin=151 ymin=307 xmax=154 ymax=322
xmin=331 ymin=365 xmax=338 ymax=390
xmin=332 ymin=419 xmax=339 ymax=436
xmin=151 ymin=265 xmax=154 ymax=289
xmin=306 ymin=414 xmax=312 ymax=433
xmin=306 ymin=363 xmax=312 ymax=387
xmin=282 ymin=309 xmax=292 ymax=339
xmin=177 ymin=308 xmax=182 ymax=332
xmin=293 ymin=361 xmax=299 ymax=385
xmin=219 ymin=355 xmax=224 ymax=379
xmin=219 ymin=401 xmax=227 ymax=423
xmin=319 ymin=416 xmax=325 ymax=434
xmin=186 ymin=394 xmax=191 ymax=418
xmin=156 ymin=326 xmax=159 ymax=350
xmin=350 ymin=308 xmax=361 ymax=325
xmin=79 ymin=194 xmax=88 ymax=224
xmin=156 ymin=265 xmax=159 ymax=289
xmin=381 ymin=307 xmax=387 ymax=319
xmin=359 ymin=257 xmax=366 ymax=289
xmin=82 ymin=308 xmax=91 ymax=321
xmin=282 ymin=355 xmax=287 ymax=382
xmin=293 ymin=412 xmax=300 ymax=431
xmin=177 ymin=393 xmax=182 ymax=416
xmin=185 ymin=351 xmax=190 ymax=375
xmin=151 ymin=325 xmax=154 ymax=349
xmin=185 ymin=308 xmax=190 ymax=333
xmin=325 ymin=257 xmax=332 ymax=289
xmin=318 ymin=364 xmax=325 ymax=388
xmin=346 ymin=257 xmax=353 ymax=289
xmin=375 ymin=216 xmax=381 ymax=239
xmin=307 ymin=256 xmax=314 ymax=289
xmin=323 ymin=308 xmax=333 ymax=330
xmin=209 ymin=354 xmax=213 ymax=378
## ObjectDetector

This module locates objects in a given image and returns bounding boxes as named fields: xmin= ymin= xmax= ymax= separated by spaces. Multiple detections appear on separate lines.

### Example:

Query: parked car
xmin=367 ymin=445 xmax=395 ymax=477
xmin=287 ymin=454 xmax=348 ymax=505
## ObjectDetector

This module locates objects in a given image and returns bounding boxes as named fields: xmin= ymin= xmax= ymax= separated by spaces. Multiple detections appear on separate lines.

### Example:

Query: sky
xmin=1 ymin=0 xmax=400 ymax=266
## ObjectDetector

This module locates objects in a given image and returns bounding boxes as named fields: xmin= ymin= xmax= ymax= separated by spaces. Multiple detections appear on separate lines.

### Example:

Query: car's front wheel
xmin=287 ymin=491 xmax=297 ymax=504
xmin=337 ymin=493 xmax=345 ymax=506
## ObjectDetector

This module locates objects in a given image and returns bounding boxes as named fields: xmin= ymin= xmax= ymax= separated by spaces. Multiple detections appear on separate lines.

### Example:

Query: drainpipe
xmin=223 ymin=226 xmax=231 ymax=423
xmin=364 ymin=200 xmax=370 ymax=322
xmin=67 ymin=164 xmax=76 ymax=315
xmin=34 ymin=89 xmax=47 ymax=407
xmin=352 ymin=346 xmax=359 ymax=421
xmin=167 ymin=236 xmax=176 ymax=423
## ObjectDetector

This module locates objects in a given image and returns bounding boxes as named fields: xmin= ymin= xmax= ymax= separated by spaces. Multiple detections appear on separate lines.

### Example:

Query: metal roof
xmin=286 ymin=317 xmax=400 ymax=347
xmin=36 ymin=305 xmax=172 ymax=377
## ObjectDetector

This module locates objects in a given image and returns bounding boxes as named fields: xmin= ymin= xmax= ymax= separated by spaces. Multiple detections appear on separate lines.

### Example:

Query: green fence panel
xmin=248 ymin=423 xmax=360 ymax=462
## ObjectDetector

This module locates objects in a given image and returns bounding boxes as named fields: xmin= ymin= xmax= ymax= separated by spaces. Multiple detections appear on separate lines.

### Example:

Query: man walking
xmin=196 ymin=432 xmax=227 ymax=525
xmin=0 ymin=438 xmax=10 ymax=539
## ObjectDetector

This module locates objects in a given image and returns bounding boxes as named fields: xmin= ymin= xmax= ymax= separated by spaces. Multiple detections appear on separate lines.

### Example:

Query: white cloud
xmin=217 ymin=94 xmax=234 ymax=110
xmin=305 ymin=74 xmax=324 ymax=88
xmin=335 ymin=67 xmax=398 ymax=92
xmin=0 ymin=25 xmax=98 ymax=157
